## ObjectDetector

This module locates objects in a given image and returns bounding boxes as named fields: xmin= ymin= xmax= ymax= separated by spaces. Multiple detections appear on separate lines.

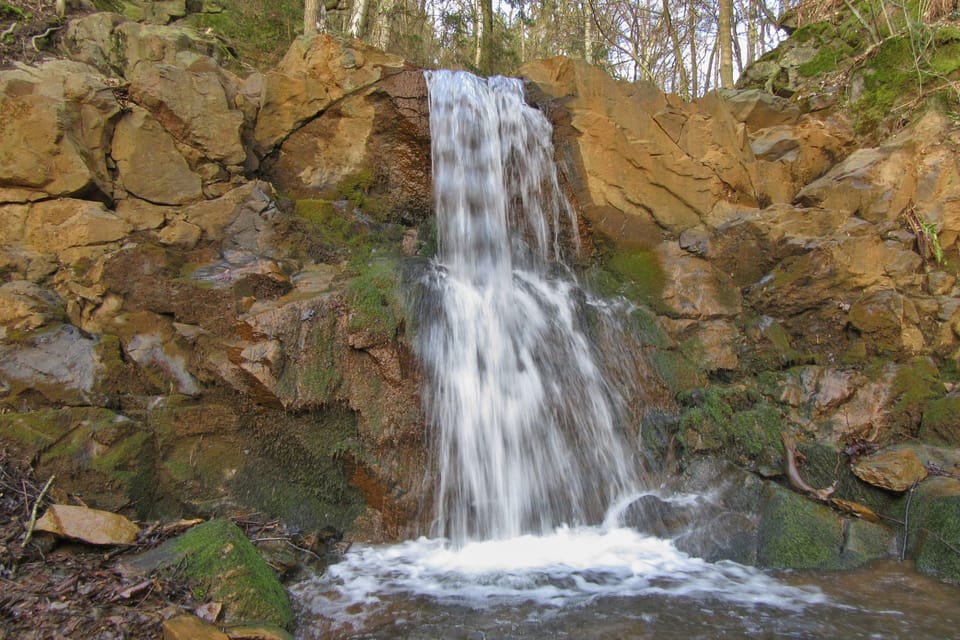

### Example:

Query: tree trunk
xmin=719 ymin=0 xmax=734 ymax=88
xmin=662 ymin=0 xmax=689 ymax=98
xmin=583 ymin=1 xmax=594 ymax=64
xmin=689 ymin=1 xmax=699 ymax=97
xmin=304 ymin=0 xmax=320 ymax=34
xmin=349 ymin=0 xmax=369 ymax=38
xmin=373 ymin=0 xmax=394 ymax=49
xmin=477 ymin=0 xmax=493 ymax=73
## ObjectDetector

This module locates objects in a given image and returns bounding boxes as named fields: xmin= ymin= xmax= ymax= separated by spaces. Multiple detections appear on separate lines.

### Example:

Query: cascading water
xmin=290 ymin=71 xmax=960 ymax=639
xmin=419 ymin=70 xmax=638 ymax=543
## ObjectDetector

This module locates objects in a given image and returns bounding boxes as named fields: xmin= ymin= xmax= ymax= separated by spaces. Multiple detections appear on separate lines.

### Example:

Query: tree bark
xmin=477 ymin=0 xmax=494 ymax=73
xmin=719 ymin=0 xmax=734 ymax=88
xmin=583 ymin=1 xmax=594 ymax=64
xmin=349 ymin=0 xmax=369 ymax=37
xmin=304 ymin=0 xmax=320 ymax=34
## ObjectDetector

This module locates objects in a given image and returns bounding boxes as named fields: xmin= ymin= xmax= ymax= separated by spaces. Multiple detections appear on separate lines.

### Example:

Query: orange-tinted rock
xmin=853 ymin=447 xmax=928 ymax=492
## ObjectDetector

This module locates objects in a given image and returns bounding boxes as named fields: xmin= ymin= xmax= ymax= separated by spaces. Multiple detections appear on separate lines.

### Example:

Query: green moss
xmin=920 ymin=396 xmax=960 ymax=445
xmin=162 ymin=519 xmax=294 ymax=628
xmin=677 ymin=386 xmax=784 ymax=465
xmin=757 ymin=484 xmax=845 ymax=569
xmin=888 ymin=357 xmax=942 ymax=436
xmin=180 ymin=2 xmax=303 ymax=70
xmin=909 ymin=478 xmax=960 ymax=583
xmin=344 ymin=255 xmax=403 ymax=339
xmin=587 ymin=249 xmax=666 ymax=309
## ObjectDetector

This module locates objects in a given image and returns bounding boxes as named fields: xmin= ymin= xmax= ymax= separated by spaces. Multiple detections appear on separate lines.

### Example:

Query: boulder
xmin=908 ymin=477 xmax=960 ymax=583
xmin=0 ymin=60 xmax=120 ymax=200
xmin=128 ymin=64 xmax=246 ymax=166
xmin=253 ymin=35 xmax=407 ymax=155
xmin=112 ymin=106 xmax=203 ymax=204
xmin=853 ymin=447 xmax=929 ymax=492
xmin=522 ymin=57 xmax=758 ymax=240
xmin=121 ymin=519 xmax=293 ymax=629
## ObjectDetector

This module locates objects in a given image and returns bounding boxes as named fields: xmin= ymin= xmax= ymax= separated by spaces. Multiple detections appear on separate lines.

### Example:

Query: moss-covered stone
xmin=888 ymin=357 xmax=943 ymax=437
xmin=908 ymin=477 xmax=960 ymax=584
xmin=677 ymin=386 xmax=784 ymax=466
xmin=344 ymin=255 xmax=404 ymax=343
xmin=0 ymin=408 xmax=155 ymax=513
xmin=920 ymin=396 xmax=960 ymax=446
xmin=141 ymin=519 xmax=294 ymax=628
xmin=757 ymin=484 xmax=890 ymax=570
xmin=180 ymin=1 xmax=303 ymax=69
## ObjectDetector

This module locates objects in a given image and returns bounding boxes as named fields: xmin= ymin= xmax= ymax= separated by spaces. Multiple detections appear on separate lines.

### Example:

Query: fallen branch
xmin=31 ymin=25 xmax=61 ymax=51
xmin=781 ymin=432 xmax=837 ymax=502
xmin=21 ymin=474 xmax=55 ymax=549
xmin=900 ymin=479 xmax=919 ymax=561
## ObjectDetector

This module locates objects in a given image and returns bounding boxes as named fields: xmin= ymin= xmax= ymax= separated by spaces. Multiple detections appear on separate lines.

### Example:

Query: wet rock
xmin=853 ymin=447 xmax=928 ymax=492
xmin=757 ymin=484 xmax=893 ymax=570
xmin=920 ymin=396 xmax=960 ymax=445
xmin=35 ymin=504 xmax=139 ymax=545
xmin=121 ymin=519 xmax=293 ymax=629
xmin=0 ymin=407 xmax=153 ymax=511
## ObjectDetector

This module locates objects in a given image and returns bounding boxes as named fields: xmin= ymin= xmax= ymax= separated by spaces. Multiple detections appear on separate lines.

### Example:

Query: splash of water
xmin=418 ymin=70 xmax=639 ymax=543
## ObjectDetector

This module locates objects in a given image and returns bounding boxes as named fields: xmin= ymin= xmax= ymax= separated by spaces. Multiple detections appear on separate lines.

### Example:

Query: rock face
xmin=3 ymin=7 xmax=960 ymax=587
xmin=0 ymin=15 xmax=427 ymax=544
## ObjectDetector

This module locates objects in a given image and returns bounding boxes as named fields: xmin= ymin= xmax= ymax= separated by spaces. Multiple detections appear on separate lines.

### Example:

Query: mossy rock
xmin=0 ymin=408 xmax=155 ymax=514
xmin=920 ymin=395 xmax=960 ymax=446
xmin=132 ymin=519 xmax=294 ymax=629
xmin=757 ymin=484 xmax=891 ymax=570
xmin=677 ymin=386 xmax=784 ymax=467
xmin=344 ymin=255 xmax=404 ymax=345
xmin=908 ymin=477 xmax=960 ymax=584
xmin=887 ymin=357 xmax=943 ymax=438
xmin=793 ymin=439 xmax=901 ymax=517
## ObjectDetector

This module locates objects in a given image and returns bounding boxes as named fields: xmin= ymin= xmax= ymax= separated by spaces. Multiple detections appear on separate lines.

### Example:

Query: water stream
xmin=291 ymin=71 xmax=960 ymax=639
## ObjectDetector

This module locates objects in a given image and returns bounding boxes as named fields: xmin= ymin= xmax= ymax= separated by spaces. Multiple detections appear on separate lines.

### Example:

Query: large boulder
xmin=253 ymin=35 xmax=408 ymax=155
xmin=0 ymin=60 xmax=121 ymax=202
xmin=522 ymin=57 xmax=758 ymax=243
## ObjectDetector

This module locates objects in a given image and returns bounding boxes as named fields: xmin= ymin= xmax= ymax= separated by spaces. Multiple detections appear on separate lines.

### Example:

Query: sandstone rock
xmin=522 ymin=57 xmax=757 ymax=238
xmin=0 ymin=281 xmax=64 ymax=334
xmin=113 ymin=311 xmax=201 ymax=396
xmin=114 ymin=198 xmax=168 ymax=230
xmin=0 ymin=323 xmax=111 ymax=405
xmin=655 ymin=242 xmax=741 ymax=319
xmin=129 ymin=64 xmax=245 ymax=166
xmin=21 ymin=199 xmax=130 ymax=256
xmin=0 ymin=60 xmax=119 ymax=199
xmin=254 ymin=35 xmax=407 ymax=155
xmin=853 ymin=447 xmax=928 ymax=491
xmin=113 ymin=107 xmax=203 ymax=205
xmin=62 ymin=12 xmax=227 ymax=78
xmin=182 ymin=182 xmax=279 ymax=253
xmin=163 ymin=615 xmax=229 ymax=640
xmin=157 ymin=219 xmax=202 ymax=247
xmin=722 ymin=88 xmax=801 ymax=131
xmin=35 ymin=504 xmax=139 ymax=545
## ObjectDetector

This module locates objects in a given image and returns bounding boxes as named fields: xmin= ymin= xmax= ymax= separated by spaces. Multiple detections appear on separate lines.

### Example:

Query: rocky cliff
xmin=2 ymin=9 xmax=959 ymax=583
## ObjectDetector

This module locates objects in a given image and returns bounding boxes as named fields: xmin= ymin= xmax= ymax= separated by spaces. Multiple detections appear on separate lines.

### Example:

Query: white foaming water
xmin=292 ymin=71 xmax=834 ymax=637
xmin=291 ymin=499 xmax=830 ymax=637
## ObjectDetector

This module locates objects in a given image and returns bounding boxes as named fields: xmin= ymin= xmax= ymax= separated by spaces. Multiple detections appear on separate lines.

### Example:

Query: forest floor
xmin=0 ymin=453 xmax=196 ymax=639
xmin=0 ymin=0 xmax=93 ymax=69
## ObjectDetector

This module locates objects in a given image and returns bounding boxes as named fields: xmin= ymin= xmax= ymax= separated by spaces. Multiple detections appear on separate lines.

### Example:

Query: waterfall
xmin=418 ymin=70 xmax=640 ymax=543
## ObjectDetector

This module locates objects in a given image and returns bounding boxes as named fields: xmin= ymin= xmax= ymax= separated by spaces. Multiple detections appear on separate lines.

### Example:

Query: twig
xmin=22 ymin=474 xmax=55 ymax=549
xmin=31 ymin=25 xmax=61 ymax=51
xmin=1 ymin=22 xmax=16 ymax=42
xmin=253 ymin=536 xmax=326 ymax=562
xmin=900 ymin=478 xmax=919 ymax=561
